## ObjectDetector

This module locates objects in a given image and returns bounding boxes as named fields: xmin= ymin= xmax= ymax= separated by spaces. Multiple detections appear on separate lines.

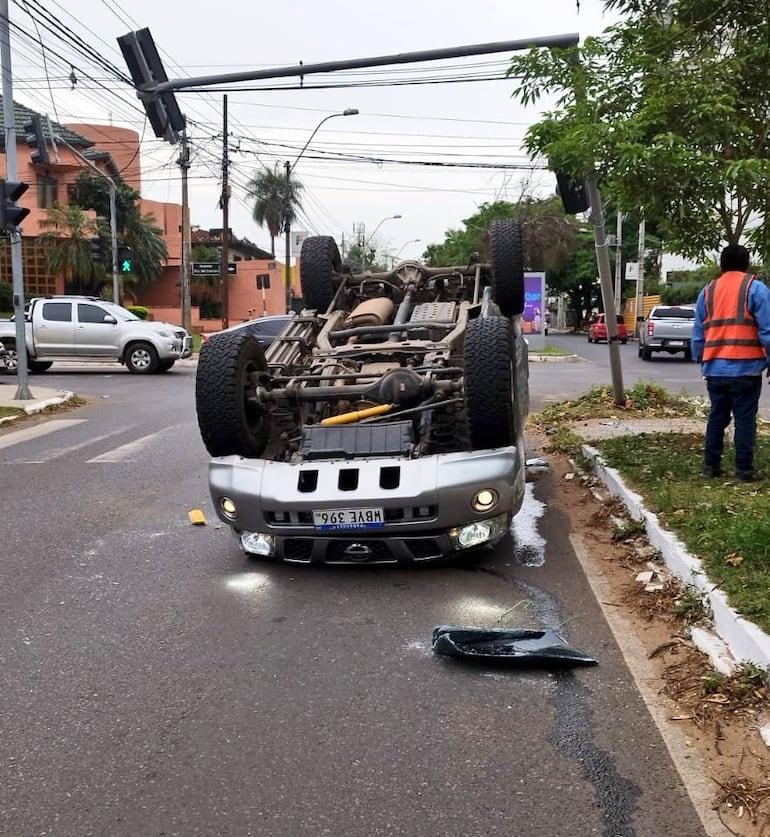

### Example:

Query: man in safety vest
xmin=692 ymin=244 xmax=770 ymax=481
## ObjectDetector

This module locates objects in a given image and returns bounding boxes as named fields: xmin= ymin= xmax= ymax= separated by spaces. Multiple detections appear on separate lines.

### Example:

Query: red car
xmin=588 ymin=313 xmax=628 ymax=344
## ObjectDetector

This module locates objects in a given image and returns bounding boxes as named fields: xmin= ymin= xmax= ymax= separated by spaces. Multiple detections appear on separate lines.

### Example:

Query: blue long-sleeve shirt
xmin=692 ymin=276 xmax=770 ymax=376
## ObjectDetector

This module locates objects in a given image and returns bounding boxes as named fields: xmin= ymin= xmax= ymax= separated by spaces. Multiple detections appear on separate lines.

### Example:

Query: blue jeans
xmin=704 ymin=375 xmax=763 ymax=471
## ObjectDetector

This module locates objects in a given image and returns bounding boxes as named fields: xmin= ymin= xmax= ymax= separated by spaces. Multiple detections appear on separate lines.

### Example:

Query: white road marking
xmin=9 ymin=428 xmax=129 ymax=464
xmin=0 ymin=419 xmax=88 ymax=451
xmin=87 ymin=428 xmax=172 ymax=462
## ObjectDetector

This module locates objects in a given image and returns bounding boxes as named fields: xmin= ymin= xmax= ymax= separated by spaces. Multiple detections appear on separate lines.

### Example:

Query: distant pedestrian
xmin=692 ymin=244 xmax=770 ymax=481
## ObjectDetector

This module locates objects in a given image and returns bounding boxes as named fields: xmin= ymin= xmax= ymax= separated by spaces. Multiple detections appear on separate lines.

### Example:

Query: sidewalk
xmin=0 ymin=379 xmax=74 ymax=421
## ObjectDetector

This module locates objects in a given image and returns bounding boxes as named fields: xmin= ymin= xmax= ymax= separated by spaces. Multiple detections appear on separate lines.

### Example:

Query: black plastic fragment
xmin=431 ymin=625 xmax=597 ymax=667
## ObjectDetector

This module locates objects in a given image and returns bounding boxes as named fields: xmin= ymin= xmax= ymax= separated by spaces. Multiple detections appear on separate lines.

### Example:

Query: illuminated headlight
xmin=240 ymin=531 xmax=275 ymax=556
xmin=449 ymin=513 xmax=509 ymax=550
xmin=220 ymin=496 xmax=237 ymax=520
xmin=471 ymin=488 xmax=498 ymax=512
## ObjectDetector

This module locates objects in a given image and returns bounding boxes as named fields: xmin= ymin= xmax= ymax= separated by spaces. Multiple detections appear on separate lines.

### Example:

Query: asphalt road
xmin=0 ymin=362 xmax=714 ymax=836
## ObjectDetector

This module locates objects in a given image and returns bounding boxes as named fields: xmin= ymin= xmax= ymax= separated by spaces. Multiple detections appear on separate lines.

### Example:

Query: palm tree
xmin=246 ymin=163 xmax=304 ymax=254
xmin=36 ymin=204 xmax=105 ymax=295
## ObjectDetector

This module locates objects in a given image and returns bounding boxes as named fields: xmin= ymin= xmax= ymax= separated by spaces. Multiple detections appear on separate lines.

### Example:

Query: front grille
xmin=276 ymin=533 xmax=449 ymax=564
xmin=408 ymin=538 xmax=444 ymax=561
xmin=326 ymin=539 xmax=395 ymax=563
xmin=283 ymin=538 xmax=313 ymax=562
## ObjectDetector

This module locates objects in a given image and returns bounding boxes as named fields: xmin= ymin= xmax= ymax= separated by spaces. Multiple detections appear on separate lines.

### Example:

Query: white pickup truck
xmin=638 ymin=304 xmax=696 ymax=361
xmin=0 ymin=295 xmax=192 ymax=374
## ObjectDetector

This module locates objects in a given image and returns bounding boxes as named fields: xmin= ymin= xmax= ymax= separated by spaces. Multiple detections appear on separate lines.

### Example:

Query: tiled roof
xmin=0 ymin=96 xmax=93 ymax=147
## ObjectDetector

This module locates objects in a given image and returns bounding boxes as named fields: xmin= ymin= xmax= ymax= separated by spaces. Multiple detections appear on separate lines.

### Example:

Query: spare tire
xmin=489 ymin=219 xmax=525 ymax=317
xmin=195 ymin=331 xmax=271 ymax=458
xmin=464 ymin=316 xmax=515 ymax=450
xmin=300 ymin=236 xmax=342 ymax=313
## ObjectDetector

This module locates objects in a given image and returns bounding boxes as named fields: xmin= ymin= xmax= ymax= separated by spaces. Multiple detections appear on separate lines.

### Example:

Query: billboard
xmin=521 ymin=272 xmax=546 ymax=335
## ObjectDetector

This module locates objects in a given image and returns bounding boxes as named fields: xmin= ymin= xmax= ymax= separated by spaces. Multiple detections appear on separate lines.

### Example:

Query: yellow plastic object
xmin=321 ymin=404 xmax=392 ymax=426
xmin=188 ymin=509 xmax=207 ymax=526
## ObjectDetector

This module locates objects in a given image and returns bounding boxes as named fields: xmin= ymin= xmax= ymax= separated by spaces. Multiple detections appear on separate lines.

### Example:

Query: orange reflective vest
xmin=702 ymin=271 xmax=765 ymax=361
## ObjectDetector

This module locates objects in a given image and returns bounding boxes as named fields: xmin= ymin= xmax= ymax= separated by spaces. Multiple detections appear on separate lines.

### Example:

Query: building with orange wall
xmin=0 ymin=98 xmax=290 ymax=328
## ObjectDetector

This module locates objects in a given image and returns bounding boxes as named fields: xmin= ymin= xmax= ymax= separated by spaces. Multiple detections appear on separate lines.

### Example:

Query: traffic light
xmin=23 ymin=115 xmax=50 ymax=165
xmin=117 ymin=245 xmax=133 ymax=273
xmin=90 ymin=236 xmax=106 ymax=264
xmin=0 ymin=180 xmax=31 ymax=233
xmin=554 ymin=170 xmax=589 ymax=215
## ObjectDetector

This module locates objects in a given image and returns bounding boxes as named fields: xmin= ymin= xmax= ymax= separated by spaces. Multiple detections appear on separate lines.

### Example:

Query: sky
xmin=4 ymin=0 xmax=623 ymax=263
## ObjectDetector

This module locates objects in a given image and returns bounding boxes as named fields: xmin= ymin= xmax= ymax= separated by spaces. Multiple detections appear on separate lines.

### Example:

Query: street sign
xmin=192 ymin=262 xmax=236 ymax=276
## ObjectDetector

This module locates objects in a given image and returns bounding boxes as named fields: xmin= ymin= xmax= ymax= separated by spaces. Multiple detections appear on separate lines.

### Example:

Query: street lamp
xmin=362 ymin=214 xmax=402 ymax=271
xmin=283 ymin=108 xmax=359 ymax=312
xmin=394 ymin=238 xmax=421 ymax=264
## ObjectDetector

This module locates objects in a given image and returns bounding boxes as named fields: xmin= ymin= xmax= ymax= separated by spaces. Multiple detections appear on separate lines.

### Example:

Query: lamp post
xmin=362 ymin=214 xmax=402 ymax=271
xmin=392 ymin=238 xmax=421 ymax=266
xmin=283 ymin=108 xmax=358 ymax=312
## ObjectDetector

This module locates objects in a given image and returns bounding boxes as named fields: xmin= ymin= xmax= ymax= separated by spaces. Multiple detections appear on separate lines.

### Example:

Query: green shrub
xmin=127 ymin=305 xmax=149 ymax=320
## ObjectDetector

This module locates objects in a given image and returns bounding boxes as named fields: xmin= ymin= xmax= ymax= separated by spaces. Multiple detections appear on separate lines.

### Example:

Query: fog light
xmin=448 ymin=513 xmax=508 ymax=550
xmin=472 ymin=488 xmax=498 ymax=512
xmin=220 ymin=497 xmax=237 ymax=520
xmin=240 ymin=531 xmax=275 ymax=556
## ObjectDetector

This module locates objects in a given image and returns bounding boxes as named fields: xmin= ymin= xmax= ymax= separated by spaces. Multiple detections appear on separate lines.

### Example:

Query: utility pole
xmin=0 ymin=0 xmax=30 ymax=399
xmin=220 ymin=95 xmax=229 ymax=330
xmin=635 ymin=218 xmax=646 ymax=339
xmin=179 ymin=126 xmax=191 ymax=331
xmin=614 ymin=211 xmax=623 ymax=315
xmin=284 ymin=159 xmax=291 ymax=314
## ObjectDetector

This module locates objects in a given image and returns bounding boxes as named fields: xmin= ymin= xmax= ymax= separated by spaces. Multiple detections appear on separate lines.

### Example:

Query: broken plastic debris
xmin=188 ymin=509 xmax=207 ymax=526
xmin=431 ymin=625 xmax=597 ymax=667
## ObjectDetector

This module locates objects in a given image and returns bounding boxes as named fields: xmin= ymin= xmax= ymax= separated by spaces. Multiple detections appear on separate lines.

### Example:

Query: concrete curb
xmin=583 ymin=442 xmax=770 ymax=672
xmin=0 ymin=390 xmax=75 ymax=425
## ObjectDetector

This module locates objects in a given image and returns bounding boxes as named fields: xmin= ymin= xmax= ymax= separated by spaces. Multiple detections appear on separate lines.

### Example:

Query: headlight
xmin=449 ymin=513 xmax=509 ymax=550
xmin=157 ymin=329 xmax=170 ymax=338
xmin=220 ymin=496 xmax=237 ymax=520
xmin=471 ymin=488 xmax=498 ymax=512
xmin=240 ymin=531 xmax=275 ymax=556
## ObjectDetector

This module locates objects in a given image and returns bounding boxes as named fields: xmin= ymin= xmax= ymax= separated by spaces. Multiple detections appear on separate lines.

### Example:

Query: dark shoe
xmin=735 ymin=470 xmax=761 ymax=482
xmin=701 ymin=465 xmax=724 ymax=478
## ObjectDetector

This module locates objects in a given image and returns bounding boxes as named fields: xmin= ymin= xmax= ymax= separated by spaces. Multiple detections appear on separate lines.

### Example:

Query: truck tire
xmin=641 ymin=346 xmax=652 ymax=361
xmin=125 ymin=341 xmax=159 ymax=374
xmin=156 ymin=360 xmax=175 ymax=373
xmin=196 ymin=331 xmax=271 ymax=458
xmin=300 ymin=236 xmax=341 ymax=313
xmin=464 ymin=316 xmax=515 ymax=449
xmin=489 ymin=219 xmax=525 ymax=317
xmin=28 ymin=360 xmax=53 ymax=373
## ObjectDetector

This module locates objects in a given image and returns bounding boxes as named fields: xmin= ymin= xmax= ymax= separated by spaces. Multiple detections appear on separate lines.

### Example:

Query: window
xmin=36 ymin=174 xmax=58 ymax=209
xmin=78 ymin=303 xmax=109 ymax=323
xmin=41 ymin=302 xmax=71 ymax=322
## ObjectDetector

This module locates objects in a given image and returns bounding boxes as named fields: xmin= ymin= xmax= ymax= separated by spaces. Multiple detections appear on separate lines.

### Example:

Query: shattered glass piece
xmin=431 ymin=625 xmax=597 ymax=667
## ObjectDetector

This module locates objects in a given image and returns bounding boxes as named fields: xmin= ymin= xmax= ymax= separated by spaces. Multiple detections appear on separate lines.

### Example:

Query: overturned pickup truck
xmin=195 ymin=218 xmax=529 ymax=564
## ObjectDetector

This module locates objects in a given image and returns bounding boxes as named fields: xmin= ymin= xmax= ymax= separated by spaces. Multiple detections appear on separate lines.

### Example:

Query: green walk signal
xmin=117 ymin=245 xmax=133 ymax=273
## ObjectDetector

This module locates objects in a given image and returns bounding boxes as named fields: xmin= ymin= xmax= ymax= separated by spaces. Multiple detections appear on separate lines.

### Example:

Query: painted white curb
xmin=583 ymin=443 xmax=770 ymax=672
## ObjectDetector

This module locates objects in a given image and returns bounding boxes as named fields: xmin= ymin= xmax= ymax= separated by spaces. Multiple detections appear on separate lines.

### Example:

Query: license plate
xmin=668 ymin=340 xmax=684 ymax=347
xmin=313 ymin=507 xmax=385 ymax=531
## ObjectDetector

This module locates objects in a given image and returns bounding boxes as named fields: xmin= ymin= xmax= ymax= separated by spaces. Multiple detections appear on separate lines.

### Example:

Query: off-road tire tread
xmin=300 ymin=236 xmax=341 ymax=312
xmin=489 ymin=219 xmax=525 ymax=317
xmin=465 ymin=316 xmax=515 ymax=449
xmin=195 ymin=331 xmax=271 ymax=457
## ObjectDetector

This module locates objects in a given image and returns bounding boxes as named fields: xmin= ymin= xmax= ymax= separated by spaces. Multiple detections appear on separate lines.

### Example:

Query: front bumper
xmin=208 ymin=447 xmax=525 ymax=564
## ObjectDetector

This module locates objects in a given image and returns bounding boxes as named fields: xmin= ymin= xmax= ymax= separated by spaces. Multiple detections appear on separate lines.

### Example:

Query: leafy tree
xmin=120 ymin=210 xmax=168 ymax=288
xmin=69 ymin=171 xmax=140 ymax=233
xmin=506 ymin=0 xmax=770 ymax=265
xmin=246 ymin=163 xmax=304 ymax=255
xmin=36 ymin=203 xmax=105 ymax=295
xmin=424 ymin=198 xmax=582 ymax=272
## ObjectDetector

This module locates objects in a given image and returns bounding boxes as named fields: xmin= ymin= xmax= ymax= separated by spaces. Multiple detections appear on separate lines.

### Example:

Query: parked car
xmin=201 ymin=314 xmax=294 ymax=348
xmin=588 ymin=312 xmax=628 ymax=344
xmin=0 ymin=339 xmax=7 ymax=373
xmin=638 ymin=304 xmax=695 ymax=361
